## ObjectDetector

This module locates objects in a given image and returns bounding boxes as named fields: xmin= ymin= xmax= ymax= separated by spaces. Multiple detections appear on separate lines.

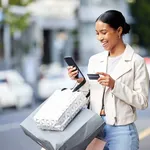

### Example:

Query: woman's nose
xmin=98 ymin=35 xmax=104 ymax=41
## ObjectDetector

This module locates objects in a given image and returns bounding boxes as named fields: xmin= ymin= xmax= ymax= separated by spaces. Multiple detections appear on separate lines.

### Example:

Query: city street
xmin=0 ymin=1 xmax=149 ymax=150
xmin=0 ymin=102 xmax=150 ymax=150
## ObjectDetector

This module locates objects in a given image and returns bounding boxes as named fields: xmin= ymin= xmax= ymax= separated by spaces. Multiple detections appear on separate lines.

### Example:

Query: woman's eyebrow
xmin=95 ymin=29 xmax=107 ymax=32
xmin=100 ymin=29 xmax=107 ymax=32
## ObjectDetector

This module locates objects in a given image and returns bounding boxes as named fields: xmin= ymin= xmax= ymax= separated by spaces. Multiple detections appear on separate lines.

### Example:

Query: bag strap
xmin=72 ymin=65 xmax=86 ymax=92
xmin=72 ymin=78 xmax=86 ymax=92
xmin=86 ymin=90 xmax=90 ymax=98
xmin=101 ymin=87 xmax=106 ymax=110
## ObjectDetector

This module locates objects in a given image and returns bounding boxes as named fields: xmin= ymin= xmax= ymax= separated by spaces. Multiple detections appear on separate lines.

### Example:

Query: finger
xmin=67 ymin=66 xmax=75 ymax=73
xmin=70 ymin=72 xmax=78 ymax=79
xmin=77 ymin=78 xmax=84 ymax=83
xmin=98 ymin=78 xmax=109 ymax=83
xmin=68 ymin=68 xmax=77 ymax=74
xmin=68 ymin=67 xmax=77 ymax=72
xmin=98 ymin=80 xmax=105 ymax=85
xmin=96 ymin=72 xmax=108 ymax=76
xmin=67 ymin=66 xmax=73 ymax=69
xmin=71 ymin=75 xmax=78 ymax=80
xmin=68 ymin=68 xmax=77 ymax=75
xmin=68 ymin=68 xmax=73 ymax=74
xmin=97 ymin=77 xmax=107 ymax=82
xmin=99 ymin=81 xmax=108 ymax=86
xmin=103 ymin=82 xmax=108 ymax=86
xmin=70 ymin=74 xmax=77 ymax=80
xmin=98 ymin=76 xmax=106 ymax=80
xmin=71 ymin=70 xmax=78 ymax=76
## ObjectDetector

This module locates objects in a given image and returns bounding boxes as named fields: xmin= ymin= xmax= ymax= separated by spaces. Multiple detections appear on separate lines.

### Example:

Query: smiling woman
xmin=67 ymin=10 xmax=149 ymax=150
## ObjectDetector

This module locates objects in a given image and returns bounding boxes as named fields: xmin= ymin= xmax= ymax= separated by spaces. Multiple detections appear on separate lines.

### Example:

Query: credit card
xmin=87 ymin=74 xmax=100 ymax=80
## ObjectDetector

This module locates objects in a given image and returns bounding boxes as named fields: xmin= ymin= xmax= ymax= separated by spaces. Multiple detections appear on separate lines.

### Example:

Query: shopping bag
xmin=33 ymin=77 xmax=89 ymax=131
xmin=34 ymin=88 xmax=88 ymax=131
xmin=20 ymin=106 xmax=104 ymax=150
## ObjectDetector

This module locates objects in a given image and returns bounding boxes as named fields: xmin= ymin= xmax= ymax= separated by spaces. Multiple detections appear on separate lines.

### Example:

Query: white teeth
xmin=102 ymin=42 xmax=107 ymax=46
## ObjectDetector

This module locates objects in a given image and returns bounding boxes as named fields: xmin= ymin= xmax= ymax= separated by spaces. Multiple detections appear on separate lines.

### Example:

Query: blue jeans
xmin=97 ymin=117 xmax=139 ymax=150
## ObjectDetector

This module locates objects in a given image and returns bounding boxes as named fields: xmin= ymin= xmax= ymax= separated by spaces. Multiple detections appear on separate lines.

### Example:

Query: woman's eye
xmin=96 ymin=32 xmax=99 ymax=35
xmin=102 ymin=32 xmax=107 ymax=35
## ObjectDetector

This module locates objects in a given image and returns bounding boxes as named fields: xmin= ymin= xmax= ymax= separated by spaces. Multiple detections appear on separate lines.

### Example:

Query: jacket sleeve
xmin=111 ymin=58 xmax=149 ymax=110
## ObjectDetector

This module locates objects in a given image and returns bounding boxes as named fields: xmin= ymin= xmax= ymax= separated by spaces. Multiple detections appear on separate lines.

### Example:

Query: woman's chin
xmin=103 ymin=47 xmax=110 ymax=51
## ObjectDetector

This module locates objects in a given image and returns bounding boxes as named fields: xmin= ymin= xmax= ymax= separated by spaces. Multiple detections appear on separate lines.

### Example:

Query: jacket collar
xmin=100 ymin=44 xmax=134 ymax=62
xmin=122 ymin=44 xmax=134 ymax=61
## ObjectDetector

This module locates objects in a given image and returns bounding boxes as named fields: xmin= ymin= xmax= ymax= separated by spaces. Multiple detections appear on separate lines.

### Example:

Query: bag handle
xmin=61 ymin=78 xmax=90 ymax=97
xmin=73 ymin=78 xmax=90 ymax=101
xmin=72 ymin=78 xmax=86 ymax=92
xmin=72 ymin=64 xmax=86 ymax=92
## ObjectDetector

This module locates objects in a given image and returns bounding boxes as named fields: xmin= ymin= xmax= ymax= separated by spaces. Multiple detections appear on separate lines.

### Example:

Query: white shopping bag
xmin=34 ymin=79 xmax=89 ymax=131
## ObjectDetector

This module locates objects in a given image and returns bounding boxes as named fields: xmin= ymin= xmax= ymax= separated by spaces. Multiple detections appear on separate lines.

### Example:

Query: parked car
xmin=0 ymin=70 xmax=33 ymax=109
xmin=37 ymin=64 xmax=88 ymax=100
xmin=38 ymin=68 xmax=74 ymax=100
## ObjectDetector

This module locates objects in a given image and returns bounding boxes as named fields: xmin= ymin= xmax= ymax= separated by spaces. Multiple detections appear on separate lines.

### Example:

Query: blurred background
xmin=0 ymin=0 xmax=150 ymax=150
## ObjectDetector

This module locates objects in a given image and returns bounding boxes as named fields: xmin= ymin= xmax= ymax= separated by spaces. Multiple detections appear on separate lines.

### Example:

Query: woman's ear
xmin=117 ymin=26 xmax=123 ymax=38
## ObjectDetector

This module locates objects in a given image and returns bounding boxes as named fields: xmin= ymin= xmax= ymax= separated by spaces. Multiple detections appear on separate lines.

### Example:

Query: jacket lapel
xmin=99 ymin=51 xmax=109 ymax=73
xmin=110 ymin=44 xmax=134 ymax=80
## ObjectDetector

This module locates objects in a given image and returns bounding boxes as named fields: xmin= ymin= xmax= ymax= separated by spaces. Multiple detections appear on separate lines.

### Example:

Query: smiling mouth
xmin=102 ymin=42 xmax=108 ymax=47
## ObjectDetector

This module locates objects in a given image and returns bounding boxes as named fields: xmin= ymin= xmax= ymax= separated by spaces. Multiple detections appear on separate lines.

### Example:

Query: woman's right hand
xmin=67 ymin=66 xmax=84 ymax=83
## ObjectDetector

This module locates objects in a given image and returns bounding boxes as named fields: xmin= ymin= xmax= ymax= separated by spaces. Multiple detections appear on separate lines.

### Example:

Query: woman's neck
xmin=109 ymin=42 xmax=126 ymax=57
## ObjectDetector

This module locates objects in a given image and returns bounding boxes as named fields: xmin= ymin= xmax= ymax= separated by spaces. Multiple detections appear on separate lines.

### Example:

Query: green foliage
xmin=0 ymin=0 xmax=33 ymax=55
xmin=129 ymin=0 xmax=150 ymax=52
xmin=3 ymin=8 xmax=30 ymax=35
xmin=0 ymin=0 xmax=32 ymax=34
xmin=0 ymin=0 xmax=33 ymax=7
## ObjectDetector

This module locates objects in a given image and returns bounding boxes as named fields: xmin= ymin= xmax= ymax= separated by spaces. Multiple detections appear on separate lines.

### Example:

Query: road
xmin=0 ymin=105 xmax=41 ymax=150
xmin=0 ymin=102 xmax=150 ymax=150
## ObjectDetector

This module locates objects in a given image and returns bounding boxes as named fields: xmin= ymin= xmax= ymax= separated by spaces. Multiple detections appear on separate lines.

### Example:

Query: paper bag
xmin=20 ymin=104 xmax=104 ymax=150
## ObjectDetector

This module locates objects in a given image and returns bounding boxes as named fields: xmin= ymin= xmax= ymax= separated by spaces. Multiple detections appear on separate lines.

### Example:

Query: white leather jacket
xmin=80 ymin=44 xmax=149 ymax=125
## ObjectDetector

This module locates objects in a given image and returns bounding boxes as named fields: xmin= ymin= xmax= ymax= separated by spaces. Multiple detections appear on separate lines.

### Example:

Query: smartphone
xmin=64 ymin=56 xmax=84 ymax=79
xmin=87 ymin=74 xmax=100 ymax=80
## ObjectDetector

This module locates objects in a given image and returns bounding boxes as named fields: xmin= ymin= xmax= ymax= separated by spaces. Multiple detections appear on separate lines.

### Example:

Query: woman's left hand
xmin=97 ymin=72 xmax=115 ymax=89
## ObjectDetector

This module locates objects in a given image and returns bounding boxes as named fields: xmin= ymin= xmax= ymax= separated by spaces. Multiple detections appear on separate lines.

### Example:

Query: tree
xmin=129 ymin=0 xmax=150 ymax=53
xmin=0 ymin=0 xmax=32 ymax=35
xmin=0 ymin=0 xmax=33 ymax=68
xmin=0 ymin=0 xmax=33 ymax=6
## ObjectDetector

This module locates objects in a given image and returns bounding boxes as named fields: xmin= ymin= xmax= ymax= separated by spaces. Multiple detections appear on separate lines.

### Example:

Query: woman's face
xmin=95 ymin=20 xmax=120 ymax=51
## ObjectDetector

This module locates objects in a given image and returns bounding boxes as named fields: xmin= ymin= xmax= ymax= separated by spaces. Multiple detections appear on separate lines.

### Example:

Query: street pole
xmin=2 ymin=0 xmax=11 ymax=69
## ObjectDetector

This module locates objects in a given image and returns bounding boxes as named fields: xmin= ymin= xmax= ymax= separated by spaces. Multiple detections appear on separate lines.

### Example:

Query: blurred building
xmin=27 ymin=0 xmax=79 ymax=66
xmin=0 ymin=0 xmax=132 ymax=69
xmin=28 ymin=0 xmax=132 ymax=65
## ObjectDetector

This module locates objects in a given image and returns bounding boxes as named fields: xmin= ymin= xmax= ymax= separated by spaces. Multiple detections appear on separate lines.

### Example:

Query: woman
xmin=67 ymin=10 xmax=149 ymax=150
